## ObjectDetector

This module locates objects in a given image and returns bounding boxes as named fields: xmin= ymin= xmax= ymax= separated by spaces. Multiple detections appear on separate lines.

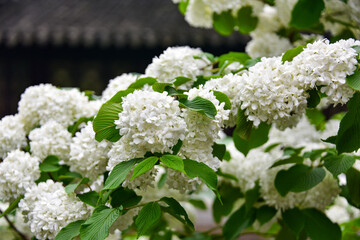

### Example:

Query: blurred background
xmin=0 ymin=0 xmax=248 ymax=118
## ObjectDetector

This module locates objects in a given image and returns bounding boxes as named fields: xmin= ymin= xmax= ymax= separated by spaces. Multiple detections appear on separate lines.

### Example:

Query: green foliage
xmin=54 ymin=220 xmax=85 ymax=240
xmin=77 ymin=191 xmax=99 ymax=207
xmin=178 ymin=0 xmax=189 ymax=15
xmin=346 ymin=167 xmax=360 ymax=207
xmin=275 ymin=164 xmax=326 ymax=196
xmin=218 ymin=52 xmax=251 ymax=68
xmin=323 ymin=154 xmax=355 ymax=177
xmin=160 ymin=155 xmax=185 ymax=173
xmin=68 ymin=116 xmax=93 ymax=136
xmin=110 ymin=187 xmax=142 ymax=208
xmin=103 ymin=158 xmax=139 ymax=190
xmin=213 ymin=11 xmax=235 ymax=36
xmin=39 ymin=155 xmax=61 ymax=172
xmin=152 ymin=82 xmax=172 ymax=93
xmin=211 ymin=143 xmax=226 ymax=160
xmin=236 ymin=6 xmax=258 ymax=34
xmin=282 ymin=208 xmax=305 ymax=237
xmin=302 ymin=208 xmax=341 ymax=240
xmin=234 ymin=107 xmax=253 ymax=141
xmin=347 ymin=69 xmax=360 ymax=91
xmin=65 ymin=177 xmax=90 ymax=194
xmin=290 ymin=0 xmax=325 ymax=29
xmin=306 ymin=108 xmax=326 ymax=131
xmin=341 ymin=218 xmax=360 ymax=240
xmin=245 ymin=183 xmax=260 ymax=213
xmin=212 ymin=91 xmax=231 ymax=110
xmin=0 ymin=195 xmax=23 ymax=218
xmin=306 ymin=89 xmax=321 ymax=108
xmin=188 ymin=199 xmax=207 ymax=210
xmin=233 ymin=122 xmax=271 ymax=156
xmin=282 ymin=45 xmax=305 ymax=63
xmin=80 ymin=206 xmax=123 ymax=240
xmin=271 ymin=156 xmax=304 ymax=168
xmin=223 ymin=205 xmax=256 ymax=240
xmin=256 ymin=206 xmax=277 ymax=226
xmin=128 ymin=77 xmax=157 ymax=89
xmin=183 ymin=159 xmax=218 ymax=193
xmin=136 ymin=202 xmax=162 ymax=237
xmin=336 ymin=92 xmax=360 ymax=153
xmin=131 ymin=156 xmax=158 ymax=180
xmin=179 ymin=96 xmax=217 ymax=119
xmin=173 ymin=76 xmax=192 ymax=87
xmin=160 ymin=197 xmax=194 ymax=230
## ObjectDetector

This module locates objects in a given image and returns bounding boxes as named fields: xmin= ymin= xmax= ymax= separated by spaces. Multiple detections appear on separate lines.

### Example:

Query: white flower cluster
xmin=18 ymin=84 xmax=97 ymax=131
xmin=145 ymin=46 xmax=211 ymax=88
xmin=19 ymin=180 xmax=91 ymax=240
xmin=0 ymin=114 xmax=27 ymax=159
xmin=69 ymin=122 xmax=112 ymax=180
xmin=29 ymin=120 xmax=72 ymax=161
xmin=102 ymin=73 xmax=138 ymax=101
xmin=0 ymin=150 xmax=40 ymax=201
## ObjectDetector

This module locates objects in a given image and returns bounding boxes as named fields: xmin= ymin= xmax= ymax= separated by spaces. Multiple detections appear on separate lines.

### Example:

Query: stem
xmin=47 ymin=172 xmax=55 ymax=181
xmin=0 ymin=210 xmax=28 ymax=240
xmin=325 ymin=15 xmax=359 ymax=29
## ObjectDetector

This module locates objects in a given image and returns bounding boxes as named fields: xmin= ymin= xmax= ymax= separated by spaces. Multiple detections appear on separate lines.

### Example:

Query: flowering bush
xmin=1 ymin=0 xmax=360 ymax=240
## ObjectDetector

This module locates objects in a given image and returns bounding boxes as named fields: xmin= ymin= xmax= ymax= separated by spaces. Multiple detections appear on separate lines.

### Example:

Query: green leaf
xmin=110 ymin=187 xmax=142 ymax=208
xmin=223 ymin=205 xmax=256 ymax=240
xmin=282 ymin=208 xmax=305 ymax=237
xmin=324 ymin=155 xmax=355 ymax=177
xmin=244 ymin=57 xmax=261 ymax=69
xmin=131 ymin=156 xmax=158 ymax=180
xmin=93 ymin=102 xmax=122 ymax=142
xmin=183 ymin=159 xmax=217 ymax=191
xmin=271 ymin=156 xmax=304 ymax=168
xmin=235 ymin=107 xmax=253 ymax=141
xmin=171 ymin=139 xmax=183 ymax=155
xmin=77 ymin=191 xmax=99 ymax=207
xmin=216 ymin=169 xmax=238 ymax=181
xmin=160 ymin=197 xmax=194 ymax=230
xmin=218 ymin=52 xmax=251 ymax=68
xmin=302 ymin=208 xmax=341 ymax=240
xmin=275 ymin=164 xmax=326 ymax=196
xmin=152 ymin=82 xmax=172 ymax=93
xmin=55 ymin=220 xmax=85 ymax=240
xmin=346 ymin=167 xmax=360 ymax=206
xmin=256 ymin=206 xmax=277 ymax=226
xmin=160 ymin=155 xmax=185 ymax=173
xmin=173 ymin=77 xmax=192 ymax=87
xmin=336 ymin=92 xmax=360 ymax=153
xmin=212 ymin=143 xmax=226 ymax=160
xmin=306 ymin=108 xmax=326 ymax=131
xmin=128 ymin=77 xmax=157 ymax=89
xmin=290 ymin=0 xmax=325 ymax=29
xmin=233 ymin=122 xmax=271 ymax=156
xmin=306 ymin=89 xmax=321 ymax=108
xmin=188 ymin=199 xmax=207 ymax=210
xmin=322 ymin=136 xmax=337 ymax=144
xmin=39 ymin=155 xmax=61 ymax=172
xmin=157 ymin=171 xmax=167 ymax=189
xmin=103 ymin=158 xmax=139 ymax=190
xmin=107 ymin=88 xmax=135 ymax=103
xmin=352 ymin=45 xmax=360 ymax=54
xmin=65 ymin=177 xmax=90 ymax=194
xmin=347 ymin=69 xmax=360 ymax=91
xmin=213 ymin=10 xmax=235 ymax=36
xmin=80 ymin=206 xmax=123 ymax=240
xmin=179 ymin=96 xmax=217 ymax=119
xmin=276 ymin=224 xmax=299 ymax=240
xmin=68 ymin=116 xmax=94 ymax=137
xmin=282 ymin=45 xmax=305 ymax=63
xmin=178 ymin=0 xmax=189 ymax=15
xmin=136 ymin=202 xmax=162 ymax=237
xmin=245 ymin=183 xmax=260 ymax=213
xmin=0 ymin=195 xmax=23 ymax=218
xmin=235 ymin=6 xmax=258 ymax=34
xmin=212 ymin=91 xmax=231 ymax=110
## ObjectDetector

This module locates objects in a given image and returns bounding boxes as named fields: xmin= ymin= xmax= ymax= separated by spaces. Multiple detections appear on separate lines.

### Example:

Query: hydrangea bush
xmin=1 ymin=0 xmax=360 ymax=239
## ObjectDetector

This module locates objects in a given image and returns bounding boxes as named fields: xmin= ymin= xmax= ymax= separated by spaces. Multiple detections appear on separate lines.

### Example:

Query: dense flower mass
xmin=102 ymin=73 xmax=138 ymax=101
xmin=115 ymin=90 xmax=186 ymax=153
xmin=145 ymin=46 xmax=211 ymax=88
xmin=0 ymin=114 xmax=27 ymax=159
xmin=0 ymin=150 xmax=40 ymax=201
xmin=19 ymin=180 xmax=91 ymax=240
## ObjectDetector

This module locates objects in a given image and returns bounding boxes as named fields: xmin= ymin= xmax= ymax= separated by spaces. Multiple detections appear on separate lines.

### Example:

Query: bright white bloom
xmin=166 ymin=169 xmax=201 ymax=193
xmin=204 ymin=74 xmax=243 ymax=127
xmin=254 ymin=5 xmax=282 ymax=34
xmin=238 ymin=57 xmax=308 ymax=129
xmin=246 ymin=33 xmax=293 ymax=58
xmin=292 ymin=39 xmax=359 ymax=104
xmin=69 ymin=122 xmax=112 ymax=180
xmin=102 ymin=74 xmax=138 ymax=101
xmin=0 ymin=150 xmax=40 ymax=201
xmin=202 ymin=0 xmax=242 ymax=13
xmin=275 ymin=0 xmax=298 ymax=26
xmin=145 ymin=46 xmax=211 ymax=89
xmin=29 ymin=121 xmax=72 ymax=161
xmin=293 ymin=34 xmax=325 ymax=47
xmin=115 ymin=90 xmax=186 ymax=153
xmin=326 ymin=197 xmax=360 ymax=224
xmin=185 ymin=0 xmax=213 ymax=28
xmin=0 ymin=114 xmax=27 ymax=159
xmin=19 ymin=180 xmax=91 ymax=240
xmin=18 ymin=84 xmax=96 ymax=131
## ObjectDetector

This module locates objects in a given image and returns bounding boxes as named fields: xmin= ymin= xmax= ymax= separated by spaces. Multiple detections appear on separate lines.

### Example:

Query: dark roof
xmin=0 ymin=0 xmax=249 ymax=48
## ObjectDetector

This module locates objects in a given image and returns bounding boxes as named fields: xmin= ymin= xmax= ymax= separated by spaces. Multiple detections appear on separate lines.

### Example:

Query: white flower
xmin=326 ymin=197 xmax=360 ymax=224
xmin=185 ymin=0 xmax=213 ymax=28
xmin=19 ymin=180 xmax=91 ymax=240
xmin=165 ymin=169 xmax=201 ymax=194
xmin=254 ymin=5 xmax=283 ymax=34
xmin=246 ymin=33 xmax=294 ymax=58
xmin=238 ymin=57 xmax=308 ymax=129
xmin=115 ymin=90 xmax=186 ymax=153
xmin=202 ymin=0 xmax=243 ymax=13
xmin=102 ymin=74 xmax=138 ymax=101
xmin=275 ymin=0 xmax=298 ymax=26
xmin=145 ymin=46 xmax=211 ymax=89
xmin=292 ymin=39 xmax=359 ymax=105
xmin=69 ymin=122 xmax=112 ymax=180
xmin=29 ymin=121 xmax=72 ymax=161
xmin=204 ymin=74 xmax=243 ymax=127
xmin=18 ymin=84 xmax=96 ymax=131
xmin=0 ymin=150 xmax=40 ymax=201
xmin=0 ymin=114 xmax=27 ymax=159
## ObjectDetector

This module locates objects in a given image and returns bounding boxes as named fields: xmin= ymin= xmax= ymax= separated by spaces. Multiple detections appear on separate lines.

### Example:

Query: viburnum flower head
xmin=0 ymin=114 xmax=27 ymax=159
xmin=102 ymin=73 xmax=138 ymax=101
xmin=0 ymin=150 xmax=40 ymax=201
xmin=115 ymin=90 xmax=186 ymax=153
xmin=145 ymin=46 xmax=211 ymax=89
xmin=19 ymin=180 xmax=91 ymax=240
